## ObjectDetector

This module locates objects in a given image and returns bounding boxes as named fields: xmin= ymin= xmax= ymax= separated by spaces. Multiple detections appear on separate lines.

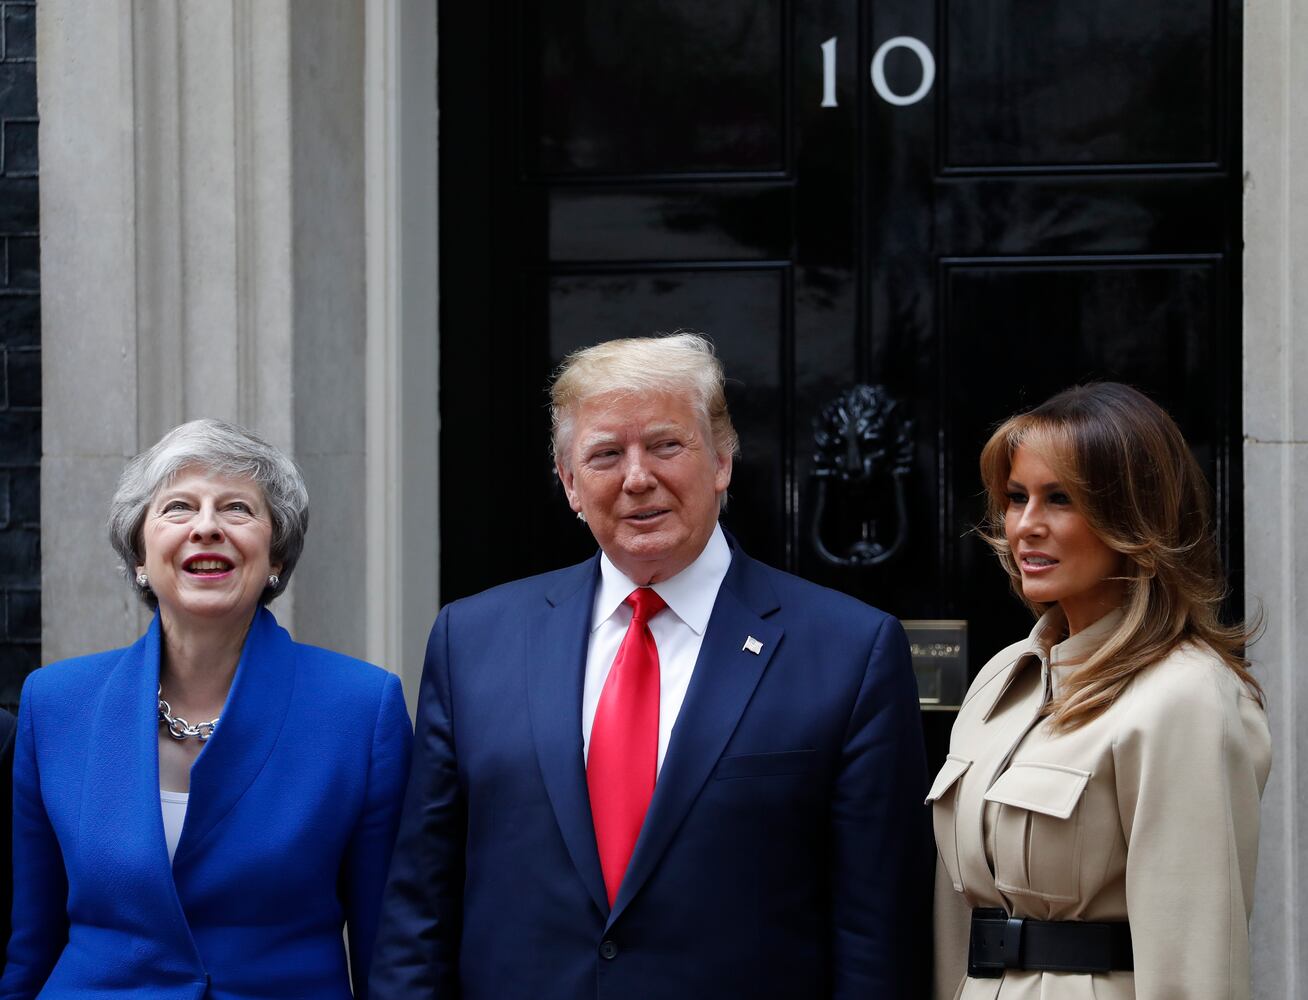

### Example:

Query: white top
xmin=160 ymin=789 xmax=189 ymax=864
xmin=582 ymin=523 xmax=732 ymax=774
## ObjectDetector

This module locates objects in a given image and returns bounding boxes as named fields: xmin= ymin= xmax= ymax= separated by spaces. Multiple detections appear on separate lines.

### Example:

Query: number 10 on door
xmin=821 ymin=36 xmax=936 ymax=108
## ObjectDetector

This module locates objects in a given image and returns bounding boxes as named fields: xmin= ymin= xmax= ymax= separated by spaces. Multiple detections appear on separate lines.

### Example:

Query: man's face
xmin=556 ymin=390 xmax=732 ymax=585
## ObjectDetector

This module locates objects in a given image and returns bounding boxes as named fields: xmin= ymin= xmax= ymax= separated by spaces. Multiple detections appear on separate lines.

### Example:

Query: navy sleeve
xmin=369 ymin=608 xmax=466 ymax=998
xmin=830 ymin=615 xmax=932 ymax=999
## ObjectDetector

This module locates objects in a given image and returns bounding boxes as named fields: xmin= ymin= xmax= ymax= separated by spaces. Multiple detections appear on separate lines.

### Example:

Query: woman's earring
xmin=576 ymin=511 xmax=587 ymax=523
xmin=267 ymin=574 xmax=280 ymax=589
xmin=136 ymin=573 xmax=150 ymax=589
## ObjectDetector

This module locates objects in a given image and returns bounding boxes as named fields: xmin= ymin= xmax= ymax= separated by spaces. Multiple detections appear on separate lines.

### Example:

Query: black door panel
xmin=439 ymin=0 xmax=1241 ymax=777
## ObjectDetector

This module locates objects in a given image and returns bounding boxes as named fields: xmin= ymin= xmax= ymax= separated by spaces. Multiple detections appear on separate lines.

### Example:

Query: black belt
xmin=968 ymin=908 xmax=1134 ymax=977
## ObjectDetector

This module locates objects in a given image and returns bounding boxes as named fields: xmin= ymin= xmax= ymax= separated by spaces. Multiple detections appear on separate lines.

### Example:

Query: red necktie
xmin=588 ymin=587 xmax=666 ymax=906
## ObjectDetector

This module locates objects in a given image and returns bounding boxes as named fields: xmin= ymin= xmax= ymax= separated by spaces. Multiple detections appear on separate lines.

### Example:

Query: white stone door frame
xmin=363 ymin=0 xmax=439 ymax=707
xmin=1244 ymin=0 xmax=1307 ymax=995
xmin=38 ymin=0 xmax=441 ymax=696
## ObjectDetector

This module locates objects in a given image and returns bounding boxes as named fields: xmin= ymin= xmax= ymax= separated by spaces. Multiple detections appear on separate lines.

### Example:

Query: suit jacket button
xmin=599 ymin=940 xmax=619 ymax=960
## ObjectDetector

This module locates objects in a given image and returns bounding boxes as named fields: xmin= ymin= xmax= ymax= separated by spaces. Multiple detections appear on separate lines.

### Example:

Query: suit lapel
xmin=174 ymin=607 xmax=296 ymax=868
xmin=526 ymin=557 xmax=610 ymax=917
xmin=82 ymin=615 xmax=201 ymax=962
xmin=607 ymin=549 xmax=783 ymax=927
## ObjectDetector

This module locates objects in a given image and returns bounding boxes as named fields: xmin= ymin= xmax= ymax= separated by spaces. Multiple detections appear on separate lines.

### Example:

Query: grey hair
xmin=549 ymin=331 xmax=741 ymax=467
xmin=108 ymin=418 xmax=309 ymax=608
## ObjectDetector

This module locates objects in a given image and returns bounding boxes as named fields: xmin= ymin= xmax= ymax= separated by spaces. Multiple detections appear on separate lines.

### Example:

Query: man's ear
xmin=556 ymin=459 xmax=582 ymax=512
xmin=713 ymin=450 xmax=733 ymax=495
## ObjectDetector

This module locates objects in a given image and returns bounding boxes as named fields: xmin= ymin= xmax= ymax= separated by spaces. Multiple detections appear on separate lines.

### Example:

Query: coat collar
xmin=979 ymin=607 xmax=1126 ymax=721
xmin=80 ymin=607 xmax=297 ymax=948
xmin=980 ymin=611 xmax=1057 ymax=722
xmin=81 ymin=616 xmax=199 ymax=967
xmin=528 ymin=556 xmax=608 ymax=915
xmin=526 ymin=537 xmax=785 ymax=926
xmin=176 ymin=607 xmax=297 ymax=866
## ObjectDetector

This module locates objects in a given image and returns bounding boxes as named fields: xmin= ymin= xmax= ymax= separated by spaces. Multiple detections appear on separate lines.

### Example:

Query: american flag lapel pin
xmin=743 ymin=636 xmax=763 ymax=655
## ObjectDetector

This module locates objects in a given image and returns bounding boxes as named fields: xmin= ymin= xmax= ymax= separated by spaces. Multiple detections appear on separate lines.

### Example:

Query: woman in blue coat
xmin=1 ymin=419 xmax=412 ymax=999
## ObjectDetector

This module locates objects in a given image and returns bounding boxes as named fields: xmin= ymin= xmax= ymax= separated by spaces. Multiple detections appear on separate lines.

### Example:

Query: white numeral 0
xmin=820 ymin=35 xmax=936 ymax=109
xmin=871 ymin=36 xmax=935 ymax=106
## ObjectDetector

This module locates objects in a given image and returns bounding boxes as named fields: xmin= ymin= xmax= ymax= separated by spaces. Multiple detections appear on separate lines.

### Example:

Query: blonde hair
xmin=978 ymin=382 xmax=1262 ymax=732
xmin=549 ymin=331 xmax=739 ymax=465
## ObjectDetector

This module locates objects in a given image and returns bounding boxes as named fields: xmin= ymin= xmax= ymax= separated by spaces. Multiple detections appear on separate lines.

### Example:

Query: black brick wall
xmin=0 ymin=0 xmax=38 ymax=713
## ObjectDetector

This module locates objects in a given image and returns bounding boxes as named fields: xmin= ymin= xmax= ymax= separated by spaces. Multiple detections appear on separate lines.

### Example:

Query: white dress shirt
xmin=582 ymin=523 xmax=732 ymax=774
xmin=160 ymin=789 xmax=189 ymax=864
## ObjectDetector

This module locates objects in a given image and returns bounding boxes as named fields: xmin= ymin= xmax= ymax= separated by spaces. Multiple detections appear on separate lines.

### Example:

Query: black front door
xmin=438 ymin=0 xmax=1241 ymax=763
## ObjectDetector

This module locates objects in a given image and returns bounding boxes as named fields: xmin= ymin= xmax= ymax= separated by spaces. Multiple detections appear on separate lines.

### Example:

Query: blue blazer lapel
xmin=175 ymin=607 xmax=296 ymax=869
xmin=526 ymin=556 xmax=610 ymax=917
xmin=82 ymin=614 xmax=201 ymax=964
xmin=608 ymin=549 xmax=784 ymax=927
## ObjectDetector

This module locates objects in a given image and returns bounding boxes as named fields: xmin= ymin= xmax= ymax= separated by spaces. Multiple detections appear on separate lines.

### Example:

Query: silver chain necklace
xmin=157 ymin=686 xmax=220 ymax=741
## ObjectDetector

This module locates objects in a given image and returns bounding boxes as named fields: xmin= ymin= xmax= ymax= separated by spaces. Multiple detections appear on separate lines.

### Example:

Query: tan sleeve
xmin=1112 ymin=664 xmax=1270 ymax=1000
xmin=932 ymin=853 xmax=970 ymax=1000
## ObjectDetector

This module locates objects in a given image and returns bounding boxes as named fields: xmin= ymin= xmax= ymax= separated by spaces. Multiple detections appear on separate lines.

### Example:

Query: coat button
xmin=599 ymin=940 xmax=619 ymax=960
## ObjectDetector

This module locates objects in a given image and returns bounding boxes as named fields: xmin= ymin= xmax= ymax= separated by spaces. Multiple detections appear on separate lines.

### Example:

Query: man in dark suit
xmin=371 ymin=333 xmax=929 ymax=998
xmin=0 ymin=706 xmax=15 ymax=976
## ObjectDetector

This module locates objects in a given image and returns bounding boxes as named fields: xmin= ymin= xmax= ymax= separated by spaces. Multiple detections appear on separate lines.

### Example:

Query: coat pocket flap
xmin=983 ymin=761 xmax=1091 ymax=819
xmin=924 ymin=754 xmax=972 ymax=804
xmin=714 ymin=748 xmax=817 ymax=780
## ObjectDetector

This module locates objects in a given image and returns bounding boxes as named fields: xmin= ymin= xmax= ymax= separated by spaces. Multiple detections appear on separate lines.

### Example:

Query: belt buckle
xmin=967 ymin=911 xmax=1024 ymax=978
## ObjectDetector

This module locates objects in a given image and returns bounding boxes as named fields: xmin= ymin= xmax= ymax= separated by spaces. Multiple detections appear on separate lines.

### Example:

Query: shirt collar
xmin=980 ymin=606 xmax=1127 ymax=721
xmin=592 ymin=523 xmax=732 ymax=635
xmin=1048 ymin=607 xmax=1124 ymax=667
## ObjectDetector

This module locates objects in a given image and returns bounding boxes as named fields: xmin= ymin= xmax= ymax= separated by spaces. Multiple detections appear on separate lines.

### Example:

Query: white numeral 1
xmin=820 ymin=36 xmax=838 ymax=108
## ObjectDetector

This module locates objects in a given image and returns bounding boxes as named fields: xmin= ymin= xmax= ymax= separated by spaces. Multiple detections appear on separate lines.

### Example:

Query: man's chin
xmin=605 ymin=538 xmax=694 ymax=584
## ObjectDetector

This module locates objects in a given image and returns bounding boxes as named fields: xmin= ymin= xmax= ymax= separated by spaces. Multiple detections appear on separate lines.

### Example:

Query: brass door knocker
xmin=809 ymin=384 xmax=914 ymax=568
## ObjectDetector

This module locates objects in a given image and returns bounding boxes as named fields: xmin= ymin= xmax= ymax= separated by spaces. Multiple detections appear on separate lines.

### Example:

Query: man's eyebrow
xmin=577 ymin=432 xmax=620 ymax=451
xmin=643 ymin=423 xmax=686 ymax=438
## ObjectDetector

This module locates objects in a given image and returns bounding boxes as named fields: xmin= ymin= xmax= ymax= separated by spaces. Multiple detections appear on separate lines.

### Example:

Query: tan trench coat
xmin=930 ymin=610 xmax=1271 ymax=1000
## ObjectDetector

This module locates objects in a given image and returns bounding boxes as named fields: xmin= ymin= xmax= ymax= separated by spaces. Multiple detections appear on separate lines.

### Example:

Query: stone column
xmin=1245 ymin=0 xmax=1308 ymax=994
xmin=39 ymin=0 xmax=372 ymax=660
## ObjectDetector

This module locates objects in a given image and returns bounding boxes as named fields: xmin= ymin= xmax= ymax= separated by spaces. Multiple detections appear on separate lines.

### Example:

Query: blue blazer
xmin=371 ymin=542 xmax=929 ymax=999
xmin=1 ymin=608 xmax=411 ymax=1000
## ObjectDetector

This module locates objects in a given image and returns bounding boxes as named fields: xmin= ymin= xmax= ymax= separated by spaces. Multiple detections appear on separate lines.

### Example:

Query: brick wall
xmin=0 ymin=0 xmax=38 ymax=712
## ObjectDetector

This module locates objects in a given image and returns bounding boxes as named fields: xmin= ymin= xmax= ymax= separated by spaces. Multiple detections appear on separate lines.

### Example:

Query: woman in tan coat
xmin=931 ymin=383 xmax=1271 ymax=1000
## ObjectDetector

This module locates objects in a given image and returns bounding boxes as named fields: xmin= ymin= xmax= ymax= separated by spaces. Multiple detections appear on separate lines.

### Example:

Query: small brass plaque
xmin=902 ymin=619 xmax=968 ymax=710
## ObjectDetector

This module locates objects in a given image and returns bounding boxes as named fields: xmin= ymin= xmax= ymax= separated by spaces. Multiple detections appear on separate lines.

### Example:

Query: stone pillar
xmin=1245 ymin=0 xmax=1308 ymax=994
xmin=362 ymin=0 xmax=440 ymax=705
xmin=39 ymin=0 xmax=373 ymax=661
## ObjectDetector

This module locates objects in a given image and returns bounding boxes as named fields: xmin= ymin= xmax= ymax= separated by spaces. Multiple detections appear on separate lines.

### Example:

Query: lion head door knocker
xmin=809 ymin=384 xmax=915 ymax=569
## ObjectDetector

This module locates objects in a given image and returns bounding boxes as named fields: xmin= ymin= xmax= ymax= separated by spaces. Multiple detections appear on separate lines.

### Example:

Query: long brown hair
xmin=978 ymin=383 xmax=1262 ymax=732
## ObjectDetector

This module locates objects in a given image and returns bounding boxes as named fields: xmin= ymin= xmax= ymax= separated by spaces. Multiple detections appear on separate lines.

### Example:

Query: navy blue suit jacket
xmin=0 ymin=608 xmax=412 ymax=999
xmin=0 ymin=709 xmax=14 ymax=979
xmin=372 ymin=541 xmax=929 ymax=999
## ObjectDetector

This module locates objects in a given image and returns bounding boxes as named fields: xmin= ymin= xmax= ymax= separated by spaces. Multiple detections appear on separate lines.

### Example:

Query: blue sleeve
xmin=0 ymin=672 xmax=69 ymax=999
xmin=830 ymin=615 xmax=932 ymax=1000
xmin=369 ymin=608 xmax=465 ymax=999
xmin=343 ymin=670 xmax=413 ymax=999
